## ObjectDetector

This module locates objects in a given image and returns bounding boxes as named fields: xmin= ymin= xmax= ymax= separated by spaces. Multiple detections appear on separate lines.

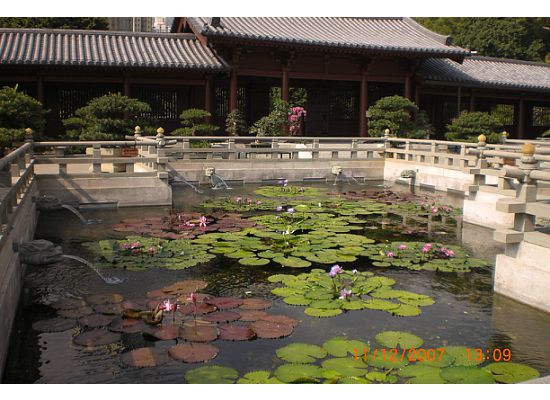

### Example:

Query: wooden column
xmin=457 ymin=86 xmax=462 ymax=115
xmin=518 ymin=96 xmax=525 ymax=139
xmin=204 ymin=76 xmax=212 ymax=115
xmin=123 ymin=75 xmax=131 ymax=97
xmin=404 ymin=74 xmax=412 ymax=100
xmin=282 ymin=68 xmax=289 ymax=102
xmin=469 ymin=92 xmax=476 ymax=112
xmin=359 ymin=68 xmax=368 ymax=137
xmin=229 ymin=49 xmax=241 ymax=113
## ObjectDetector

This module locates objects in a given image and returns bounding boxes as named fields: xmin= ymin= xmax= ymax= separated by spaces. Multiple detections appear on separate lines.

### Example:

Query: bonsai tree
xmin=367 ymin=95 xmax=431 ymax=138
xmin=445 ymin=111 xmax=503 ymax=143
xmin=63 ymin=93 xmax=153 ymax=141
xmin=249 ymin=98 xmax=289 ymax=137
xmin=225 ymin=110 xmax=247 ymax=136
xmin=0 ymin=85 xmax=47 ymax=154
xmin=170 ymin=108 xmax=218 ymax=136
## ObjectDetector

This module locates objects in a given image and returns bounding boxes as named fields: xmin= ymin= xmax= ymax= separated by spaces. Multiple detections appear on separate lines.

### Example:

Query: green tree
xmin=367 ymin=95 xmax=432 ymax=138
xmin=63 ymin=93 xmax=153 ymax=141
xmin=0 ymin=86 xmax=47 ymax=153
xmin=0 ymin=17 xmax=109 ymax=30
xmin=171 ymin=109 xmax=218 ymax=136
xmin=415 ymin=17 xmax=550 ymax=62
xmin=225 ymin=110 xmax=247 ymax=136
xmin=445 ymin=111 xmax=503 ymax=143
xmin=250 ymin=98 xmax=289 ymax=137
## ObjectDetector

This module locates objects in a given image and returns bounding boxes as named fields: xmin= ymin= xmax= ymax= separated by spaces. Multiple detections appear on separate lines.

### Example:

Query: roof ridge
xmin=402 ymin=17 xmax=454 ymax=46
xmin=0 ymin=27 xmax=197 ymax=39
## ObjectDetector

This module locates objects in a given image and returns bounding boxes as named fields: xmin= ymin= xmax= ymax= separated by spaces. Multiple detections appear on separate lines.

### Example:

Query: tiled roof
xmin=185 ymin=17 xmax=469 ymax=59
xmin=418 ymin=56 xmax=550 ymax=93
xmin=0 ymin=29 xmax=228 ymax=71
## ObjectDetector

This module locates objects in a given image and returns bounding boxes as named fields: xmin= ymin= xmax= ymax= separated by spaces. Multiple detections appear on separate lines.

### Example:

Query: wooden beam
xmin=359 ymin=68 xmax=368 ymax=137
xmin=518 ymin=96 xmax=525 ymax=139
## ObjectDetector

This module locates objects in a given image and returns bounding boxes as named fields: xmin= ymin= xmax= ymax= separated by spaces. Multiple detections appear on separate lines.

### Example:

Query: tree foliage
xmin=170 ymin=109 xmax=218 ymax=136
xmin=250 ymin=98 xmax=289 ymax=137
xmin=0 ymin=17 xmax=109 ymax=30
xmin=225 ymin=110 xmax=247 ymax=136
xmin=416 ymin=18 xmax=550 ymax=62
xmin=367 ymin=95 xmax=432 ymax=138
xmin=445 ymin=111 xmax=503 ymax=143
xmin=0 ymin=86 xmax=47 ymax=150
xmin=63 ymin=93 xmax=153 ymax=141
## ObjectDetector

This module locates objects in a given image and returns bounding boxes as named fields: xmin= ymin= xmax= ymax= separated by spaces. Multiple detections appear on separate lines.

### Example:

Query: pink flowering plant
xmin=288 ymin=106 xmax=307 ymax=136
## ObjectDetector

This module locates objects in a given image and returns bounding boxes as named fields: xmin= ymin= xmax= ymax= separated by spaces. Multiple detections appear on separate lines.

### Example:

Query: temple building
xmin=1 ymin=17 xmax=549 ymax=138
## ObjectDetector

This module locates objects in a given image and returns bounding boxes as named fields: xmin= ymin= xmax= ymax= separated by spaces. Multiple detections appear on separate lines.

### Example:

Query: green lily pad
xmin=440 ymin=366 xmax=495 ymax=384
xmin=341 ymin=300 xmax=369 ymax=310
xmin=184 ymin=365 xmax=239 ymax=384
xmin=276 ymin=343 xmax=328 ymax=364
xmin=338 ymin=376 xmax=372 ymax=384
xmin=484 ymin=362 xmax=540 ymax=383
xmin=321 ymin=357 xmax=368 ymax=377
xmin=271 ymin=287 xmax=304 ymax=297
xmin=368 ymin=350 xmax=409 ymax=369
xmin=374 ymin=331 xmax=424 ymax=349
xmin=391 ymin=304 xmax=422 ymax=317
xmin=398 ymin=365 xmax=445 ymax=384
xmin=304 ymin=308 xmax=343 ymax=318
xmin=445 ymin=346 xmax=485 ymax=366
xmin=362 ymin=299 xmax=401 ymax=311
xmin=273 ymin=364 xmax=325 ymax=383
xmin=364 ymin=371 xmax=390 ymax=382
xmin=238 ymin=257 xmax=270 ymax=266
xmin=322 ymin=337 xmax=370 ymax=357
xmin=283 ymin=295 xmax=312 ymax=306
xmin=272 ymin=256 xmax=312 ymax=268
xmin=237 ymin=371 xmax=283 ymax=384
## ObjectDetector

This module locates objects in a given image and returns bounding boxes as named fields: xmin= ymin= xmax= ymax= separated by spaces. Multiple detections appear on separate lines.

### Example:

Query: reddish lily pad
xmin=57 ymin=307 xmax=94 ymax=319
xmin=180 ymin=325 xmax=219 ymax=342
xmin=237 ymin=310 xmax=269 ymax=322
xmin=143 ymin=325 xmax=181 ymax=341
xmin=250 ymin=320 xmax=294 ymax=339
xmin=121 ymin=299 xmax=149 ymax=311
xmin=146 ymin=290 xmax=167 ymax=299
xmin=168 ymin=343 xmax=219 ymax=363
xmin=121 ymin=347 xmax=171 ymax=368
xmin=259 ymin=314 xmax=300 ymax=328
xmin=161 ymin=280 xmax=208 ymax=295
xmin=94 ymin=303 xmax=124 ymax=315
xmin=86 ymin=294 xmax=123 ymax=305
xmin=203 ymin=311 xmax=241 ymax=323
xmin=73 ymin=329 xmax=121 ymax=347
xmin=205 ymin=297 xmax=243 ymax=310
xmin=177 ymin=293 xmax=212 ymax=304
xmin=108 ymin=317 xmax=146 ymax=334
xmin=78 ymin=314 xmax=117 ymax=328
xmin=179 ymin=303 xmax=217 ymax=315
xmin=51 ymin=298 xmax=87 ymax=310
xmin=32 ymin=317 xmax=77 ymax=332
xmin=219 ymin=324 xmax=256 ymax=341
xmin=240 ymin=298 xmax=273 ymax=310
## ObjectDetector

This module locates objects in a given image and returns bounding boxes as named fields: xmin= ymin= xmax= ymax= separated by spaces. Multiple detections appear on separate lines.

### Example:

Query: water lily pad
xmin=179 ymin=303 xmax=217 ymax=315
xmin=237 ymin=370 xmax=283 ymax=384
xmin=272 ymin=256 xmax=312 ymax=268
xmin=51 ymin=298 xmax=87 ymax=310
xmin=203 ymin=311 xmax=241 ymax=323
xmin=304 ymin=308 xmax=343 ymax=318
xmin=271 ymin=287 xmax=303 ymax=297
xmin=321 ymin=357 xmax=368 ymax=377
xmin=339 ymin=376 xmax=373 ymax=384
xmin=273 ymin=364 xmax=325 ymax=383
xmin=121 ymin=347 xmax=171 ymax=368
xmin=322 ymin=337 xmax=370 ymax=357
xmin=205 ymin=297 xmax=243 ymax=310
xmin=73 ymin=329 xmax=121 ymax=347
xmin=445 ymin=346 xmax=484 ymax=366
xmin=146 ymin=289 xmax=166 ymax=299
xmin=168 ymin=343 xmax=219 ymax=363
xmin=374 ymin=331 xmax=424 ymax=349
xmin=283 ymin=295 xmax=312 ymax=306
xmin=390 ymin=304 xmax=422 ymax=317
xmin=368 ymin=350 xmax=409 ymax=369
xmin=162 ymin=280 xmax=208 ymax=294
xmin=57 ymin=307 xmax=95 ymax=319
xmin=121 ymin=299 xmax=149 ymax=310
xmin=180 ymin=325 xmax=219 ymax=342
xmin=78 ymin=314 xmax=117 ymax=328
xmin=364 ymin=371 xmax=390 ymax=382
xmin=184 ymin=365 xmax=239 ymax=384
xmin=108 ymin=317 xmax=146 ymax=334
xmin=237 ymin=310 xmax=269 ymax=322
xmin=440 ymin=366 xmax=495 ymax=384
xmin=484 ymin=362 xmax=540 ymax=383
xmin=218 ymin=324 xmax=256 ymax=341
xmin=143 ymin=325 xmax=181 ymax=341
xmin=250 ymin=320 xmax=294 ymax=339
xmin=86 ymin=293 xmax=123 ymax=305
xmin=362 ymin=299 xmax=401 ymax=311
xmin=398 ymin=365 xmax=445 ymax=384
xmin=93 ymin=303 xmax=124 ymax=315
xmin=238 ymin=257 xmax=270 ymax=266
xmin=32 ymin=317 xmax=77 ymax=333
xmin=341 ymin=300 xmax=368 ymax=310
xmin=276 ymin=343 xmax=328 ymax=364
xmin=239 ymin=298 xmax=273 ymax=310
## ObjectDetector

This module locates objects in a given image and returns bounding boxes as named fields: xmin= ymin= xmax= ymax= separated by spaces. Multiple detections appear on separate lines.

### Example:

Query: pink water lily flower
xmin=186 ymin=292 xmax=197 ymax=304
xmin=431 ymin=206 xmax=439 ymax=214
xmin=276 ymin=206 xmax=283 ymax=212
xmin=339 ymin=289 xmax=352 ymax=300
xmin=199 ymin=216 xmax=207 ymax=227
xmin=287 ymin=207 xmax=295 ymax=214
xmin=161 ymin=299 xmax=177 ymax=312
xmin=386 ymin=251 xmax=395 ymax=258
xmin=398 ymin=244 xmax=407 ymax=250
xmin=422 ymin=243 xmax=433 ymax=254
xmin=329 ymin=264 xmax=343 ymax=278
xmin=256 ymin=200 xmax=263 ymax=205
xmin=235 ymin=196 xmax=242 ymax=204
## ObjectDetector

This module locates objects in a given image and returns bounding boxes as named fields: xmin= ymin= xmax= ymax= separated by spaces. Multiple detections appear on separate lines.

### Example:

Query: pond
xmin=3 ymin=182 xmax=550 ymax=384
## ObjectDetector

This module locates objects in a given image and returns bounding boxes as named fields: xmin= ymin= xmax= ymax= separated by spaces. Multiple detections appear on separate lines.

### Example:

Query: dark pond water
xmin=4 ymin=182 xmax=550 ymax=383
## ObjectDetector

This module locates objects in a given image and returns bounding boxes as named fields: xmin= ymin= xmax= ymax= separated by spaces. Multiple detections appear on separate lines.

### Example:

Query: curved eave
xmin=421 ymin=78 xmax=550 ymax=95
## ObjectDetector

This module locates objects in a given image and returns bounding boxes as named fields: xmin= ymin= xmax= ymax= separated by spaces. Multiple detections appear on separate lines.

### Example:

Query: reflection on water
xmin=4 ymin=182 xmax=550 ymax=383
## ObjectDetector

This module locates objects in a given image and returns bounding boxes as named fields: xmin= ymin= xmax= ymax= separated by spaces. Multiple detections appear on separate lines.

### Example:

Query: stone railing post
xmin=182 ymin=137 xmax=190 ymax=160
xmin=24 ymin=128 xmax=34 ymax=162
xmin=500 ymin=130 xmax=508 ymax=144
xmin=514 ymin=143 xmax=538 ymax=232
xmin=383 ymin=129 xmax=391 ymax=158
xmin=92 ymin=143 xmax=101 ymax=173
xmin=312 ymin=138 xmax=319 ymax=159
xmin=459 ymin=144 xmax=467 ymax=168
xmin=228 ymin=138 xmax=236 ymax=160
xmin=156 ymin=128 xmax=167 ymax=176
xmin=404 ymin=140 xmax=411 ymax=161
xmin=351 ymin=138 xmax=358 ymax=159
xmin=473 ymin=134 xmax=488 ymax=187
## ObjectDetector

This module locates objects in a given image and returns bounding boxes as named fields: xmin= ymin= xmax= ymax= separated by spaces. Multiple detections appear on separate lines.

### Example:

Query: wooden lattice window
xmin=533 ymin=106 xmax=550 ymax=127
xmin=58 ymin=87 xmax=114 ymax=119
xmin=133 ymin=87 xmax=178 ymax=119
xmin=214 ymin=87 xmax=228 ymax=118
xmin=329 ymin=89 xmax=356 ymax=120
